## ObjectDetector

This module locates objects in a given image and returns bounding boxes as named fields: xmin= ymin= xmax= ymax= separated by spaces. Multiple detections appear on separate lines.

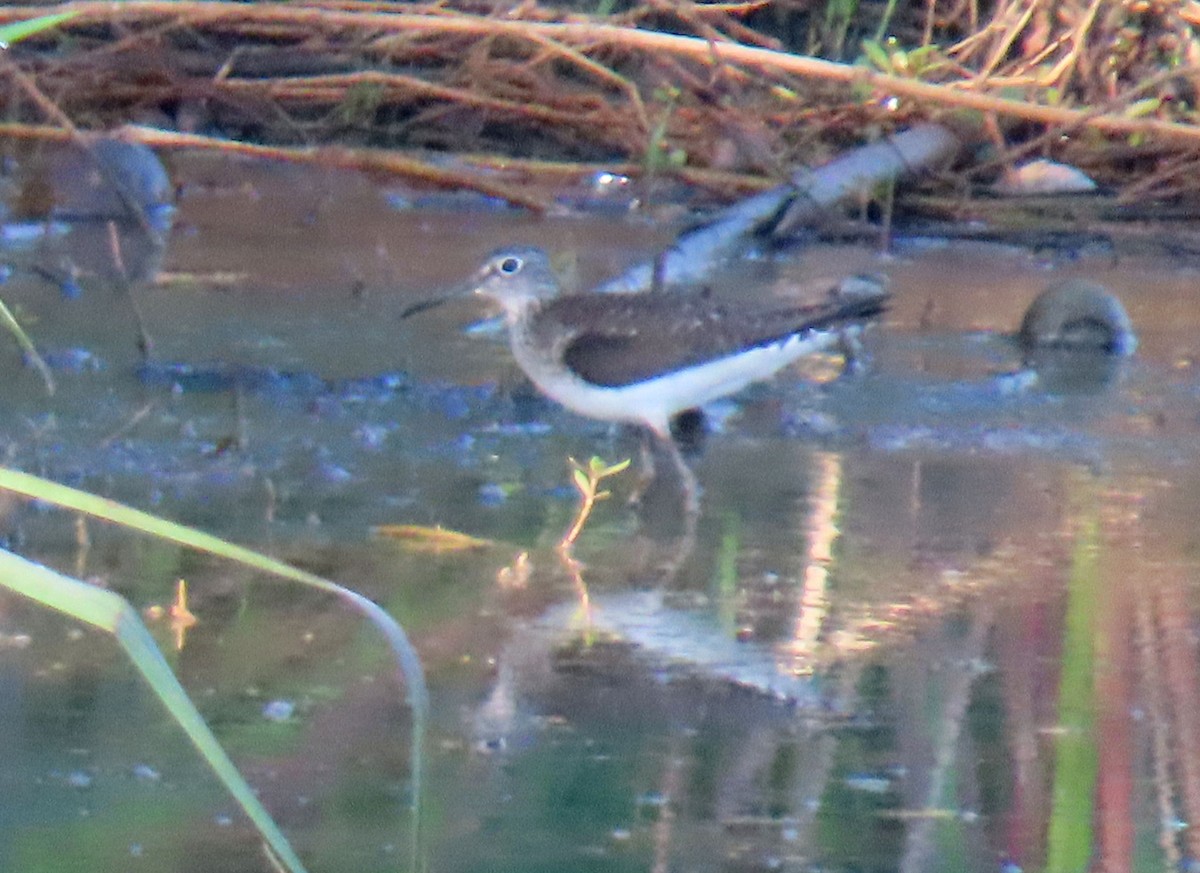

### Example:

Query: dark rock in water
xmin=53 ymin=273 xmax=82 ymax=299
xmin=27 ymin=136 xmax=173 ymax=224
xmin=137 ymin=360 xmax=240 ymax=393
xmin=136 ymin=362 xmax=418 ymax=421
xmin=1018 ymin=279 xmax=1136 ymax=356
xmin=137 ymin=361 xmax=323 ymax=396
xmin=4 ymin=136 xmax=176 ymax=343
xmin=37 ymin=347 xmax=105 ymax=372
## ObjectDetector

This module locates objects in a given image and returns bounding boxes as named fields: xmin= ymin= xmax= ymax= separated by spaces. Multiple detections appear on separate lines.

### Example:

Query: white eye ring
xmin=497 ymin=256 xmax=522 ymax=275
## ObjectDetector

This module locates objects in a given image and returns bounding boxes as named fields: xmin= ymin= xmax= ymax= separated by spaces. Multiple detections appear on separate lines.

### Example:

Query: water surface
xmin=0 ymin=154 xmax=1195 ymax=872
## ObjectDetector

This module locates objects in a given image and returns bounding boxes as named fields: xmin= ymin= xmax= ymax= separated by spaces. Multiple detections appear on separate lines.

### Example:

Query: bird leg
xmin=652 ymin=434 xmax=701 ymax=582
xmin=628 ymin=429 xmax=703 ymax=525
xmin=837 ymin=326 xmax=866 ymax=376
xmin=628 ymin=430 xmax=657 ymax=507
xmin=661 ymin=434 xmax=702 ymax=522
xmin=127 ymin=286 xmax=155 ymax=361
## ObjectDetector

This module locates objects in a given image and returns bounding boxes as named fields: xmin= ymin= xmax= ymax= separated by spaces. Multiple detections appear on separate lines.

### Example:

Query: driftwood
xmin=596 ymin=123 xmax=962 ymax=293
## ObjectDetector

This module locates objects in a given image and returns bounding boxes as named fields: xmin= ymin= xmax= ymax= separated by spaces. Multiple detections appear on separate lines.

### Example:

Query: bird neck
xmin=502 ymin=297 xmax=542 ymax=327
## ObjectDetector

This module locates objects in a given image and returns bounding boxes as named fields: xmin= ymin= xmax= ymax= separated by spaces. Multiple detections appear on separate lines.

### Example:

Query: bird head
xmin=471 ymin=247 xmax=562 ymax=320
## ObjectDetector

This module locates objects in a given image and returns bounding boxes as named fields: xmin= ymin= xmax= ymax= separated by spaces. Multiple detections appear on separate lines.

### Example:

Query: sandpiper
xmin=451 ymin=246 xmax=889 ymax=438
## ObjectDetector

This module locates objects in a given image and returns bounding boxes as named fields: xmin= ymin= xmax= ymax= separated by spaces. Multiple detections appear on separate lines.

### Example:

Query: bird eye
xmin=497 ymin=256 xmax=522 ymax=275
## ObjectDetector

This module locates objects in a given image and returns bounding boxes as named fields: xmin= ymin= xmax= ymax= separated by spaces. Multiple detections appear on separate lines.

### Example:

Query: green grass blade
xmin=0 ymin=296 xmax=54 ymax=395
xmin=0 ymin=466 xmax=428 ymax=869
xmin=0 ymin=11 xmax=77 ymax=47
xmin=0 ymin=546 xmax=308 ymax=873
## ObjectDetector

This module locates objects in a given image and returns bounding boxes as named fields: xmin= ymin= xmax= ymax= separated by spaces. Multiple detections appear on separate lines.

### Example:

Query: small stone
xmin=262 ymin=699 xmax=295 ymax=722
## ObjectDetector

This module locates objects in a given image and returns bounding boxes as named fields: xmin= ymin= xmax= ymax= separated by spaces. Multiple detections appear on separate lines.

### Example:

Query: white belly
xmin=510 ymin=326 xmax=845 ymax=436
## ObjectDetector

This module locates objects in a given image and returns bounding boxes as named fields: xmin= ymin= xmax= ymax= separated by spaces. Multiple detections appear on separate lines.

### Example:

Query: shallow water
xmin=0 ymin=153 xmax=1198 ymax=872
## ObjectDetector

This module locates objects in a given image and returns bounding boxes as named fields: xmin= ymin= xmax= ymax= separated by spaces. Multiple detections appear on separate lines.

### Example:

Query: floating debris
xmin=992 ymin=159 xmax=1097 ymax=196
xmin=372 ymin=524 xmax=493 ymax=552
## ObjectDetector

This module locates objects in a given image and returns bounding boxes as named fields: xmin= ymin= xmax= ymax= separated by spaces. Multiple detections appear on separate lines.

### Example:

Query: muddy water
xmin=0 ymin=154 xmax=1198 ymax=872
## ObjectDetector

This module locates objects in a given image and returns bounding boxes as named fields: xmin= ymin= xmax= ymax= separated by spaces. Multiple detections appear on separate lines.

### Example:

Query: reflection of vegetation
xmin=475 ymin=730 xmax=646 ymax=873
xmin=11 ymin=791 xmax=224 ymax=873
xmin=816 ymin=663 xmax=904 ymax=867
xmin=767 ymin=741 xmax=799 ymax=818
xmin=1046 ymin=509 xmax=1099 ymax=873
xmin=966 ymin=668 xmax=1013 ymax=846
xmin=143 ymin=578 xmax=197 ymax=650
xmin=712 ymin=510 xmax=741 ymax=632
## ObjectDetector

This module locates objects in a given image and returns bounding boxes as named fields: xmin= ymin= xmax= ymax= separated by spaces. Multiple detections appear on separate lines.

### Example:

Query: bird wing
xmin=534 ymin=291 xmax=887 ymax=388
